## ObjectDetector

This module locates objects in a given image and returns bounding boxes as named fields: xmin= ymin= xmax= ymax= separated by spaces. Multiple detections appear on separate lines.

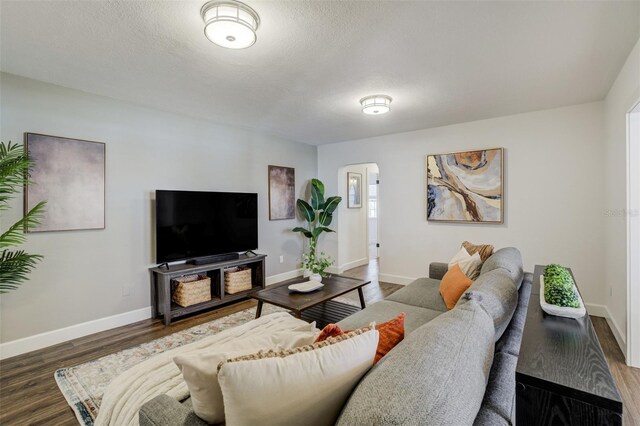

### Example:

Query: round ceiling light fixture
xmin=201 ymin=0 xmax=260 ymax=49
xmin=360 ymin=94 xmax=392 ymax=115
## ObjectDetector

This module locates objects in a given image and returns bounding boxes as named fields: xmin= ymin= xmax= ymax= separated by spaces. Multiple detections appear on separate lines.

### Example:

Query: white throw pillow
xmin=448 ymin=247 xmax=482 ymax=279
xmin=217 ymin=328 xmax=379 ymax=426
xmin=174 ymin=322 xmax=317 ymax=424
xmin=448 ymin=246 xmax=471 ymax=268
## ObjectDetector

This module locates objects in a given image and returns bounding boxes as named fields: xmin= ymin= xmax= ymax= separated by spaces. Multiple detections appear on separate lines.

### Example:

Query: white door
xmin=368 ymin=172 xmax=379 ymax=259
xmin=628 ymin=105 xmax=640 ymax=367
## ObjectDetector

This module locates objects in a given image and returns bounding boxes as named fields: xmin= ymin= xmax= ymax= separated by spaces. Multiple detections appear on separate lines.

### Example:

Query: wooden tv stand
xmin=149 ymin=254 xmax=266 ymax=326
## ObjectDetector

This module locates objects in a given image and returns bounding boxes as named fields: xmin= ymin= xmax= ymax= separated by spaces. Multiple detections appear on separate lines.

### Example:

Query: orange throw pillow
xmin=314 ymin=323 xmax=344 ymax=342
xmin=314 ymin=313 xmax=405 ymax=364
xmin=439 ymin=264 xmax=473 ymax=310
xmin=374 ymin=313 xmax=405 ymax=364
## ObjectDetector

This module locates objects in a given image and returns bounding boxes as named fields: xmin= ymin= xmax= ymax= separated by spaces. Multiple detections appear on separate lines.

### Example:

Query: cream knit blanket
xmin=95 ymin=312 xmax=310 ymax=426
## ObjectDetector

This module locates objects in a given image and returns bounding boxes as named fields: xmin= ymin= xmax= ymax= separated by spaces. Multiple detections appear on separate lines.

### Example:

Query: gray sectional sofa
xmin=140 ymin=247 xmax=532 ymax=426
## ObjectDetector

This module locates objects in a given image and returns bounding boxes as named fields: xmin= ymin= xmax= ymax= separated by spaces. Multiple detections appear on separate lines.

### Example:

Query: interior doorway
xmin=628 ymin=101 xmax=640 ymax=368
xmin=336 ymin=163 xmax=379 ymax=273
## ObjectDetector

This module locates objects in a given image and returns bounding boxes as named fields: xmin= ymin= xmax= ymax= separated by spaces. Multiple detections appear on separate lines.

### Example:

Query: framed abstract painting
xmin=25 ymin=133 xmax=106 ymax=232
xmin=268 ymin=165 xmax=295 ymax=220
xmin=426 ymin=148 xmax=503 ymax=223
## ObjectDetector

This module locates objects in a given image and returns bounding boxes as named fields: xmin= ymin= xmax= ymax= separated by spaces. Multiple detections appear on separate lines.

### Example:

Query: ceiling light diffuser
xmin=201 ymin=0 xmax=260 ymax=49
xmin=360 ymin=95 xmax=392 ymax=115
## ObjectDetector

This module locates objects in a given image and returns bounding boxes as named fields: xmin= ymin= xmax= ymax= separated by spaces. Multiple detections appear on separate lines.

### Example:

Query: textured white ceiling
xmin=1 ymin=1 xmax=638 ymax=145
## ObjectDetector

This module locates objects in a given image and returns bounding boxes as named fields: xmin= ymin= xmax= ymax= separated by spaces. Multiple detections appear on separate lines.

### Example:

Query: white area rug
xmin=55 ymin=297 xmax=358 ymax=425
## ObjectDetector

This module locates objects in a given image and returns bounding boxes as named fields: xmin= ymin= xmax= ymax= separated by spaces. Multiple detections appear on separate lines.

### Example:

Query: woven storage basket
xmin=172 ymin=274 xmax=211 ymax=307
xmin=224 ymin=267 xmax=252 ymax=294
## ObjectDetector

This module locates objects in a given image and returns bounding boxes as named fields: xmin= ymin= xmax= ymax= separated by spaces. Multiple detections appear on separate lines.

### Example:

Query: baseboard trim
xmin=605 ymin=307 xmax=627 ymax=355
xmin=378 ymin=273 xmax=416 ymax=285
xmin=326 ymin=266 xmax=342 ymax=274
xmin=0 ymin=306 xmax=152 ymax=360
xmin=586 ymin=303 xmax=627 ymax=356
xmin=338 ymin=258 xmax=369 ymax=273
xmin=266 ymin=269 xmax=303 ymax=286
xmin=585 ymin=303 xmax=607 ymax=317
xmin=1 ymin=269 xmax=304 ymax=360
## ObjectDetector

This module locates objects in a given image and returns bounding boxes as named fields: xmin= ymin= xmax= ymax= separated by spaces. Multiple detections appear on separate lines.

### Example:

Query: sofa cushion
xmin=476 ymin=351 xmax=518 ymax=424
xmin=473 ymin=404 xmax=511 ymax=426
xmin=337 ymin=300 xmax=441 ymax=334
xmin=139 ymin=394 xmax=207 ymax=426
xmin=173 ymin=323 xmax=317 ymax=424
xmin=217 ymin=327 xmax=379 ymax=426
xmin=495 ymin=272 xmax=533 ymax=356
xmin=336 ymin=300 xmax=495 ymax=426
xmin=429 ymin=262 xmax=449 ymax=280
xmin=461 ymin=269 xmax=518 ymax=341
xmin=480 ymin=247 xmax=524 ymax=288
xmin=386 ymin=277 xmax=448 ymax=312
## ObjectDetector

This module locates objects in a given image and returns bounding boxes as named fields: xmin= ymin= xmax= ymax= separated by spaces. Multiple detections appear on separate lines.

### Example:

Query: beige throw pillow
xmin=174 ymin=322 xmax=317 ymax=424
xmin=217 ymin=327 xmax=379 ymax=426
xmin=448 ymin=247 xmax=482 ymax=279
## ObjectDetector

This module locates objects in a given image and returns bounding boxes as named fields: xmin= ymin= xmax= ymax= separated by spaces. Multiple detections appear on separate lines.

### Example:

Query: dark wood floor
xmin=591 ymin=316 xmax=640 ymax=425
xmin=0 ymin=260 xmax=638 ymax=425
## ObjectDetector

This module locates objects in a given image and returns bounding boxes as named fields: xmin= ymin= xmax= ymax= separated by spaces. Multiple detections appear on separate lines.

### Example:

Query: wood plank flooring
xmin=1 ymin=260 xmax=638 ymax=425
xmin=592 ymin=316 xmax=640 ymax=426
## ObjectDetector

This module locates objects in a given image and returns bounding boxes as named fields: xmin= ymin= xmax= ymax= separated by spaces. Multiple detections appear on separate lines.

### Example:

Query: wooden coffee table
xmin=251 ymin=275 xmax=370 ymax=327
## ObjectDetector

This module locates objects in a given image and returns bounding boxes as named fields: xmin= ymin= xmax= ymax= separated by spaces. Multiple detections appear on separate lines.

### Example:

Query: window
xmin=368 ymin=183 xmax=377 ymax=218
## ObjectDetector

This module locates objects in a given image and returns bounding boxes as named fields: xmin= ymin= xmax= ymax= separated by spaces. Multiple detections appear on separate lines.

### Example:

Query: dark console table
xmin=516 ymin=265 xmax=623 ymax=425
xmin=149 ymin=254 xmax=266 ymax=326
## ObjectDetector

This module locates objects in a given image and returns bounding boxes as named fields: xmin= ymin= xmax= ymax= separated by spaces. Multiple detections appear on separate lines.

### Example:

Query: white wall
xmin=603 ymin=38 xmax=640 ymax=355
xmin=319 ymin=103 xmax=606 ymax=309
xmin=0 ymin=73 xmax=317 ymax=346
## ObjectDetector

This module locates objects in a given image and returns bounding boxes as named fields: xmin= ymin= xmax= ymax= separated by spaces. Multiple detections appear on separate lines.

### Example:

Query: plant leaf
xmin=311 ymin=179 xmax=324 ymax=199
xmin=312 ymin=226 xmax=335 ymax=238
xmin=323 ymin=196 xmax=342 ymax=215
xmin=318 ymin=211 xmax=333 ymax=227
xmin=0 ymin=250 xmax=43 ymax=293
xmin=0 ymin=201 xmax=46 ymax=248
xmin=310 ymin=183 xmax=325 ymax=210
xmin=296 ymin=199 xmax=314 ymax=222
xmin=0 ymin=141 xmax=32 ymax=210
xmin=0 ymin=141 xmax=46 ymax=293
xmin=292 ymin=226 xmax=313 ymax=239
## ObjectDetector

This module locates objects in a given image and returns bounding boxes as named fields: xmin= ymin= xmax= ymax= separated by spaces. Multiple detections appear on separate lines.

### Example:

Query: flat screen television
xmin=155 ymin=190 xmax=258 ymax=263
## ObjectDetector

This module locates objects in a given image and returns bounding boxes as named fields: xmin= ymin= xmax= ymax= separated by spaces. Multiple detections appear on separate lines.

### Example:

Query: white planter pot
xmin=309 ymin=273 xmax=322 ymax=283
xmin=303 ymin=269 xmax=311 ymax=278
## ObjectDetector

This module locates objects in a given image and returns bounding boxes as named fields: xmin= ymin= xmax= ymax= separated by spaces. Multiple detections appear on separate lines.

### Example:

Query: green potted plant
xmin=293 ymin=179 xmax=341 ymax=282
xmin=0 ymin=141 xmax=46 ymax=293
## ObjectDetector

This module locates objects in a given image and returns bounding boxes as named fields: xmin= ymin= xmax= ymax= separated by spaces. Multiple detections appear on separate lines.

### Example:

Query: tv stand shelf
xmin=149 ymin=254 xmax=266 ymax=326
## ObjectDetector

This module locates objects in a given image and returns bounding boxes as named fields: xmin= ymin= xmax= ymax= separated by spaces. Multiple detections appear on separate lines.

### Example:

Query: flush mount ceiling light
xmin=360 ymin=95 xmax=392 ymax=115
xmin=201 ymin=0 xmax=260 ymax=49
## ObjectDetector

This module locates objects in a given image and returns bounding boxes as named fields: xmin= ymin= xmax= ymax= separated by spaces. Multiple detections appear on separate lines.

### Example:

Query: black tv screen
xmin=155 ymin=190 xmax=258 ymax=263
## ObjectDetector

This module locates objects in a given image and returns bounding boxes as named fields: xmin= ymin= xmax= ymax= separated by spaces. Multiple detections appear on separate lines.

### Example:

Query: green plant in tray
xmin=543 ymin=264 xmax=580 ymax=308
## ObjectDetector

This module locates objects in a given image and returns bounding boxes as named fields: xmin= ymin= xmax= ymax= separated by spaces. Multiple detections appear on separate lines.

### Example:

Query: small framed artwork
xmin=25 ymin=133 xmax=106 ymax=232
xmin=347 ymin=172 xmax=362 ymax=208
xmin=426 ymin=147 xmax=503 ymax=223
xmin=268 ymin=165 xmax=295 ymax=220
